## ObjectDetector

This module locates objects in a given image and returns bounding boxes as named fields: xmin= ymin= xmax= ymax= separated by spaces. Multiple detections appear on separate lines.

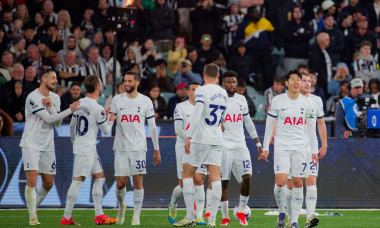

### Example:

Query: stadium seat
xmin=253 ymin=94 xmax=266 ymax=120
xmin=161 ymin=92 xmax=175 ymax=104
xmin=246 ymin=85 xmax=258 ymax=98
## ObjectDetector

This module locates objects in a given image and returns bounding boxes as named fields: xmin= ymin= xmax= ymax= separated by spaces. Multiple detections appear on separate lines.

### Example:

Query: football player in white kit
xmin=60 ymin=75 xmax=118 ymax=225
xmin=219 ymin=71 xmax=263 ymax=226
xmin=283 ymin=73 xmax=327 ymax=228
xmin=168 ymin=82 xmax=208 ymax=226
xmin=174 ymin=63 xmax=227 ymax=227
xmin=20 ymin=68 xmax=80 ymax=225
xmin=111 ymin=71 xmax=161 ymax=226
xmin=261 ymin=70 xmax=318 ymax=228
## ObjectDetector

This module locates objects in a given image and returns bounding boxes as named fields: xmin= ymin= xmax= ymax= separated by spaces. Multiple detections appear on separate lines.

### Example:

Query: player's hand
xmin=259 ymin=150 xmax=269 ymax=162
xmin=311 ymin=153 xmax=318 ymax=166
xmin=221 ymin=123 xmax=225 ymax=132
xmin=153 ymin=150 xmax=161 ymax=167
xmin=343 ymin=130 xmax=352 ymax=138
xmin=318 ymin=146 xmax=327 ymax=159
xmin=42 ymin=97 xmax=52 ymax=107
xmin=109 ymin=112 xmax=116 ymax=122
xmin=105 ymin=107 xmax=111 ymax=119
xmin=270 ymin=135 xmax=275 ymax=145
xmin=257 ymin=146 xmax=263 ymax=159
xmin=70 ymin=101 xmax=80 ymax=112
xmin=185 ymin=137 xmax=191 ymax=154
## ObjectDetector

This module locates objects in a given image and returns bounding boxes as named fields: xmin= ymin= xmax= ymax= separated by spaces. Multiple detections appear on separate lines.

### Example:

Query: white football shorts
xmin=22 ymin=147 xmax=56 ymax=174
xmin=73 ymin=152 xmax=103 ymax=178
xmin=114 ymin=150 xmax=147 ymax=176
xmin=176 ymin=145 xmax=208 ymax=179
xmin=221 ymin=147 xmax=252 ymax=183
xmin=183 ymin=143 xmax=223 ymax=168
xmin=274 ymin=149 xmax=308 ymax=178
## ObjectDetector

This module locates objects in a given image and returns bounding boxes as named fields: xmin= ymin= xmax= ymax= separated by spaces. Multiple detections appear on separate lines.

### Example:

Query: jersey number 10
xmin=76 ymin=116 xmax=89 ymax=136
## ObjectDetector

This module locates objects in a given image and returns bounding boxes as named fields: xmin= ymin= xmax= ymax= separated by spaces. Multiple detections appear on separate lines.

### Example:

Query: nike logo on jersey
xmin=120 ymin=107 xmax=126 ymax=110
xmin=138 ymin=169 xmax=144 ymax=173
xmin=244 ymin=170 xmax=249 ymax=172
xmin=281 ymin=108 xmax=287 ymax=111
xmin=186 ymin=115 xmax=191 ymax=117
xmin=283 ymin=117 xmax=305 ymax=125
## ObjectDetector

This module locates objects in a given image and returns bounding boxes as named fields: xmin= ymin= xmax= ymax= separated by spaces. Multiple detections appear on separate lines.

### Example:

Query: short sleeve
xmin=27 ymin=95 xmax=44 ymax=115
xmin=173 ymin=104 xmax=183 ymax=121
xmin=242 ymin=97 xmax=249 ymax=116
xmin=316 ymin=98 xmax=324 ymax=118
xmin=267 ymin=97 xmax=278 ymax=118
xmin=145 ymin=98 xmax=155 ymax=120
xmin=96 ymin=106 xmax=107 ymax=124
xmin=195 ymin=87 xmax=205 ymax=104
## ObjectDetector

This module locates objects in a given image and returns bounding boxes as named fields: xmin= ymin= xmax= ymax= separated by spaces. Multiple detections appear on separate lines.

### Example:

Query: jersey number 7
xmin=205 ymin=104 xmax=226 ymax=126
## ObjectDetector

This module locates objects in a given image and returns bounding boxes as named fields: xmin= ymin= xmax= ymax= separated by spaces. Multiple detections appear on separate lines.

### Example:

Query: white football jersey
xmin=268 ymin=93 xmax=315 ymax=150
xmin=110 ymin=93 xmax=155 ymax=151
xmin=20 ymin=89 xmax=61 ymax=151
xmin=191 ymin=84 xmax=228 ymax=145
xmin=174 ymin=100 xmax=194 ymax=147
xmin=223 ymin=94 xmax=249 ymax=149
xmin=71 ymin=97 xmax=107 ymax=155
xmin=304 ymin=93 xmax=324 ymax=153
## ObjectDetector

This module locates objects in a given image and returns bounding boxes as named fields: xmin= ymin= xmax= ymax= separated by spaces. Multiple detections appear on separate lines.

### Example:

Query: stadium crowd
xmin=0 ymin=0 xmax=379 ymax=134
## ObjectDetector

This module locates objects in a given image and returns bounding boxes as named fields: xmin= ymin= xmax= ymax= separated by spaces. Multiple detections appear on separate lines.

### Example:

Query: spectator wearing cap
xmin=341 ymin=0 xmax=369 ymax=18
xmin=335 ymin=78 xmax=364 ymax=137
xmin=328 ymin=62 xmax=351 ymax=96
xmin=337 ymin=12 xmax=354 ymax=37
xmin=168 ymin=37 xmax=187 ymax=75
xmin=149 ymin=0 xmax=175 ymax=41
xmin=0 ymin=51 xmax=14 ymax=83
xmin=21 ymin=44 xmax=52 ymax=70
xmin=345 ymin=16 xmax=377 ymax=63
xmin=148 ymin=59 xmax=175 ymax=92
xmin=354 ymin=41 xmax=380 ymax=83
xmin=187 ymin=46 xmax=204 ymax=75
xmin=227 ymin=41 xmax=254 ymax=84
xmin=281 ymin=5 xmax=314 ymax=73
xmin=56 ymin=50 xmax=84 ymax=87
xmin=58 ymin=35 xmax=86 ymax=66
xmin=9 ymin=36 xmax=27 ymax=63
xmin=173 ymin=59 xmax=203 ymax=87
xmin=319 ymin=13 xmax=345 ymax=66
xmin=197 ymin=34 xmax=221 ymax=66
xmin=167 ymin=82 xmax=189 ymax=118
xmin=146 ymin=84 xmax=168 ymax=119
xmin=317 ymin=0 xmax=336 ymax=31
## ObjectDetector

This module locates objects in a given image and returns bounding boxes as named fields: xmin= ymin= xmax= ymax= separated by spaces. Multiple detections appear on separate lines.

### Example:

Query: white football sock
xmin=194 ymin=185 xmax=205 ymax=219
xmin=220 ymin=201 xmax=229 ymax=219
xmin=92 ymin=178 xmax=105 ymax=216
xmin=133 ymin=189 xmax=144 ymax=219
xmin=36 ymin=186 xmax=49 ymax=207
xmin=25 ymin=186 xmax=36 ymax=220
xmin=170 ymin=185 xmax=183 ymax=208
xmin=291 ymin=187 xmax=304 ymax=224
xmin=285 ymin=187 xmax=293 ymax=220
xmin=238 ymin=195 xmax=249 ymax=212
xmin=274 ymin=184 xmax=286 ymax=213
xmin=63 ymin=180 xmax=83 ymax=220
xmin=183 ymin=178 xmax=195 ymax=219
xmin=209 ymin=181 xmax=221 ymax=223
xmin=116 ymin=187 xmax=126 ymax=207
xmin=205 ymin=188 xmax=211 ymax=214
xmin=306 ymin=185 xmax=317 ymax=219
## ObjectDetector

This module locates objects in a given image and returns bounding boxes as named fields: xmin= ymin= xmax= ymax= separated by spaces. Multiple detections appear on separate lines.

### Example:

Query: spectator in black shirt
xmin=60 ymin=82 xmax=85 ymax=118
xmin=167 ymin=82 xmax=189 ymax=119
xmin=197 ymin=34 xmax=220 ymax=66
xmin=227 ymin=42 xmax=254 ymax=84
xmin=187 ymin=46 xmax=204 ymax=75
xmin=236 ymin=79 xmax=256 ymax=117
xmin=149 ymin=0 xmax=175 ymax=41
xmin=1 ymin=81 xmax=26 ymax=122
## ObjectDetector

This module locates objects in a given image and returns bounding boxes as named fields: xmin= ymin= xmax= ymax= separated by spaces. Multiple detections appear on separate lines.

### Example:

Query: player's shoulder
xmin=272 ymin=93 xmax=286 ymax=103
xmin=49 ymin=91 xmax=60 ymax=100
xmin=309 ymin=94 xmax=323 ymax=104
xmin=176 ymin=100 xmax=186 ymax=109
xmin=138 ymin=93 xmax=152 ymax=103
xmin=235 ymin=93 xmax=246 ymax=102
xmin=27 ymin=89 xmax=40 ymax=99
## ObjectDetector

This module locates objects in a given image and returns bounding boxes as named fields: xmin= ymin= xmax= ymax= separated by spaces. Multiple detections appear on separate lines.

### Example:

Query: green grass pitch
xmin=0 ymin=209 xmax=378 ymax=227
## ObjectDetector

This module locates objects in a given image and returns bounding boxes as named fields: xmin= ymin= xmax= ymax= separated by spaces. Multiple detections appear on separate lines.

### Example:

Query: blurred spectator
xmin=317 ymin=0 xmax=337 ymax=31
xmin=168 ymin=37 xmax=187 ymax=75
xmin=346 ymin=17 xmax=377 ymax=63
xmin=27 ymin=0 xmax=44 ymax=20
xmin=91 ymin=31 xmax=104 ymax=51
xmin=15 ymin=4 xmax=30 ymax=25
xmin=173 ymin=59 xmax=203 ymax=87
xmin=227 ymin=42 xmax=254 ymax=84
xmin=71 ymin=25 xmax=91 ymax=54
xmin=34 ymin=10 xmax=48 ymax=37
xmin=101 ymin=43 xmax=121 ymax=84
xmin=58 ymin=35 xmax=86 ymax=65
xmin=81 ymin=8 xmax=95 ymax=39
xmin=264 ymin=77 xmax=286 ymax=114
xmin=0 ymin=25 xmax=10 ymax=55
xmin=42 ymin=0 xmax=58 ymax=23
xmin=23 ymin=24 xmax=38 ymax=47
xmin=167 ymin=82 xmax=189 ymax=118
xmin=2 ymin=8 xmax=14 ymax=34
xmin=328 ymin=62 xmax=351 ymax=96
xmin=309 ymin=70 xmax=327 ymax=113
xmin=23 ymin=66 xmax=39 ymax=94
xmin=9 ymin=36 xmax=27 ymax=63
xmin=0 ymin=51 xmax=14 ymax=82
xmin=57 ymin=9 xmax=72 ymax=38
xmin=190 ymin=0 xmax=221 ymax=46
xmin=309 ymin=32 xmax=332 ymax=96
xmin=335 ymin=78 xmax=364 ymax=137
xmin=174 ymin=0 xmax=197 ymax=41
xmin=366 ymin=0 xmax=380 ymax=36
xmin=236 ymin=78 xmax=256 ymax=117
xmin=187 ymin=46 xmax=204 ymax=75
xmin=218 ymin=1 xmax=244 ymax=58
xmin=93 ymin=0 xmax=110 ymax=31
xmin=148 ymin=59 xmax=175 ymax=92
xmin=235 ymin=6 xmax=274 ymax=91
xmin=146 ymin=84 xmax=167 ymax=119
xmin=341 ymin=0 xmax=368 ymax=18
xmin=197 ymin=34 xmax=220 ymax=66
xmin=56 ymin=50 xmax=83 ymax=87
xmin=38 ymin=36 xmax=54 ymax=59
xmin=141 ymin=38 xmax=161 ymax=76
xmin=353 ymin=41 xmax=380 ymax=83
xmin=104 ymin=81 xmax=125 ymax=110
xmin=103 ymin=28 xmax=115 ymax=47
xmin=45 ymin=23 xmax=64 ymax=52
xmin=368 ymin=78 xmax=380 ymax=104
xmin=337 ymin=12 xmax=354 ymax=37
xmin=122 ymin=46 xmax=143 ymax=75
xmin=327 ymin=80 xmax=349 ymax=117
xmin=21 ymin=44 xmax=52 ymax=70
xmin=0 ymin=80 xmax=26 ymax=122
xmin=282 ymin=5 xmax=314 ymax=73
xmin=56 ymin=85 xmax=67 ymax=97
xmin=149 ymin=0 xmax=175 ymax=41
xmin=60 ymin=81 xmax=85 ymax=116
xmin=0 ymin=63 xmax=24 ymax=97
xmin=319 ymin=13 xmax=345 ymax=66
xmin=0 ymin=109 xmax=14 ymax=136
xmin=82 ymin=46 xmax=109 ymax=86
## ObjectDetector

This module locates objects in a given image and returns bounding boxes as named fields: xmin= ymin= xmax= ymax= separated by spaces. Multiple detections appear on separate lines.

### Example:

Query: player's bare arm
xmin=317 ymin=117 xmax=328 ymax=159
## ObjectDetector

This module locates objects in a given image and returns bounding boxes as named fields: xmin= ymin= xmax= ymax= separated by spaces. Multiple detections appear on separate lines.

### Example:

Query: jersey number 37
xmin=205 ymin=104 xmax=226 ymax=126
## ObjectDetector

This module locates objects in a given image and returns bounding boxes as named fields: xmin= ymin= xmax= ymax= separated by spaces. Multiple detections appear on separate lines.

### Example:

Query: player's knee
xmin=116 ymin=180 xmax=126 ymax=190
xmin=275 ymin=181 xmax=286 ymax=187
xmin=43 ymin=181 xmax=54 ymax=190
xmin=193 ymin=178 xmax=204 ymax=186
xmin=242 ymin=174 xmax=251 ymax=184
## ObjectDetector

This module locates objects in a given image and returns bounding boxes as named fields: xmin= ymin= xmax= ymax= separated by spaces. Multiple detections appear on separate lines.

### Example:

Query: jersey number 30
xmin=205 ymin=104 xmax=226 ymax=126
xmin=76 ymin=116 xmax=89 ymax=136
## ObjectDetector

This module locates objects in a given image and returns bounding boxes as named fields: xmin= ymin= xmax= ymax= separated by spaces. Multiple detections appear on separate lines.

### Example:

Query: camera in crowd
xmin=355 ymin=94 xmax=380 ymax=138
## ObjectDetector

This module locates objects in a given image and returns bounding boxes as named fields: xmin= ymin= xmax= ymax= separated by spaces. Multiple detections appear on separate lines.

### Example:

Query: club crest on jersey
xmin=121 ymin=114 xmax=140 ymax=123
xmin=283 ymin=117 xmax=305 ymax=125
xmin=138 ymin=106 xmax=141 ymax=113
xmin=224 ymin=113 xmax=242 ymax=122
xmin=301 ymin=108 xmax=304 ymax=114
xmin=239 ymin=104 xmax=242 ymax=111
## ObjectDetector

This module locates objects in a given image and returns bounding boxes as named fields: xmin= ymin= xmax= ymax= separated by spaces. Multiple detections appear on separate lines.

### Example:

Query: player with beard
xmin=219 ymin=71 xmax=263 ymax=226
xmin=110 ymin=71 xmax=161 ymax=226
xmin=20 ymin=67 xmax=80 ymax=225
xmin=283 ymin=73 xmax=327 ymax=228
xmin=261 ymin=69 xmax=318 ymax=228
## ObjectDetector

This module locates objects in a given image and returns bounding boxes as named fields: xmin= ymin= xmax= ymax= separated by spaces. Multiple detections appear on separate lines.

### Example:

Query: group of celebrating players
xmin=20 ymin=63 xmax=326 ymax=228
